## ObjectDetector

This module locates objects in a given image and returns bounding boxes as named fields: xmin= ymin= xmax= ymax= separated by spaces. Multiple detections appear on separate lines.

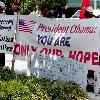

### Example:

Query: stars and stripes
xmin=19 ymin=19 xmax=36 ymax=33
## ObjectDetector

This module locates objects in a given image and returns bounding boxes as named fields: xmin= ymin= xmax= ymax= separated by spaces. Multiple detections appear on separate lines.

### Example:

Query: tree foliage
xmin=21 ymin=0 xmax=68 ymax=14
xmin=1 ymin=0 xmax=68 ymax=14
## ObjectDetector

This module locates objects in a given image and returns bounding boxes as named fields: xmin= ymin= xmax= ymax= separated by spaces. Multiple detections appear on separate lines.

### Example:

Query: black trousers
xmin=0 ymin=53 xmax=5 ymax=67
xmin=86 ymin=84 xmax=94 ymax=93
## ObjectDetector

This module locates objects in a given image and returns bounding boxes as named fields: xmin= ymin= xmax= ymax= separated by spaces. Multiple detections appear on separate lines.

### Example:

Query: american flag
xmin=19 ymin=19 xmax=36 ymax=33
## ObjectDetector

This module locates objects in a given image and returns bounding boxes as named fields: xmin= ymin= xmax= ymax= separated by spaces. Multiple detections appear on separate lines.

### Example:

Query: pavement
xmin=87 ymin=92 xmax=100 ymax=100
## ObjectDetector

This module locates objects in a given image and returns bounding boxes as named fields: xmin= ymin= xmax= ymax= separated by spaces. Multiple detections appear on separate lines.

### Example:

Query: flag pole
xmin=11 ymin=12 xmax=19 ymax=71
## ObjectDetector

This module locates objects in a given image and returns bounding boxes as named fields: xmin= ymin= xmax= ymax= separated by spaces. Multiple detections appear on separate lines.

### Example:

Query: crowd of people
xmin=1 ymin=0 xmax=99 ymax=19
xmin=0 ymin=0 xmax=67 ymax=18
xmin=0 ymin=0 xmax=100 ymax=18
xmin=0 ymin=0 xmax=20 ymax=15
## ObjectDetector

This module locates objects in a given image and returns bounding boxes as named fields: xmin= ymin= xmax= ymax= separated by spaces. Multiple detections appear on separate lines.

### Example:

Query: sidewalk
xmin=87 ymin=92 xmax=100 ymax=100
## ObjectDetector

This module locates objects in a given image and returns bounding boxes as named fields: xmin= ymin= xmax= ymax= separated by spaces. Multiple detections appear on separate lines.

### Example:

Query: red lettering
xmin=14 ymin=44 xmax=30 ymax=56
xmin=68 ymin=51 xmax=76 ymax=60
xmin=70 ymin=24 xmax=96 ymax=34
xmin=40 ymin=48 xmax=62 ymax=56
xmin=70 ymin=25 xmax=77 ymax=33
xmin=56 ymin=49 xmax=63 ymax=56
xmin=21 ymin=45 xmax=27 ymax=56
xmin=69 ymin=50 xmax=99 ymax=65
xmin=27 ymin=45 xmax=29 ymax=55
xmin=14 ymin=44 xmax=20 ymax=55
xmin=92 ymin=52 xmax=99 ymax=65
xmin=40 ymin=48 xmax=48 ymax=54
xmin=37 ymin=24 xmax=45 ymax=31
xmin=84 ymin=52 xmax=91 ymax=63
xmin=76 ymin=51 xmax=83 ymax=62
xmin=31 ymin=46 xmax=37 ymax=52
xmin=52 ymin=49 xmax=55 ymax=55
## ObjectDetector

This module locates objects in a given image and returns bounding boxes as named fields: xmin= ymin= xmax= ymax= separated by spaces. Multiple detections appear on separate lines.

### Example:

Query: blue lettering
xmin=65 ymin=37 xmax=71 ymax=47
xmin=60 ymin=37 xmax=66 ymax=46
xmin=54 ymin=37 xmax=71 ymax=47
xmin=41 ymin=36 xmax=47 ymax=45
xmin=54 ymin=37 xmax=59 ymax=46
xmin=38 ymin=35 xmax=43 ymax=44
xmin=47 ymin=36 xmax=53 ymax=45
xmin=38 ymin=35 xmax=53 ymax=45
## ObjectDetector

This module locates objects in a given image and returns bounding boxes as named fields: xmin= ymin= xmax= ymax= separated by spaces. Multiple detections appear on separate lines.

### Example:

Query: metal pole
xmin=11 ymin=12 xmax=19 ymax=71
xmin=94 ymin=0 xmax=97 ymax=9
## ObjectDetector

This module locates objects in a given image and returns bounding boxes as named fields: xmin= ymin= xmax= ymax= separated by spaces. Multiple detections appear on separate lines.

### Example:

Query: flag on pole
xmin=79 ymin=0 xmax=91 ymax=19
xmin=19 ymin=19 xmax=36 ymax=33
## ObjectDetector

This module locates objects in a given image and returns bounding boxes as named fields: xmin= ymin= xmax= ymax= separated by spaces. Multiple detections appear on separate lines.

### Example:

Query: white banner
xmin=15 ymin=15 xmax=100 ymax=66
xmin=0 ymin=15 xmax=17 ymax=53
xmin=14 ymin=15 xmax=100 ymax=88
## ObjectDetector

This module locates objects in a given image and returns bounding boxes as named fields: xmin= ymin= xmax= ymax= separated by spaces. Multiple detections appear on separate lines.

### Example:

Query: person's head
xmin=54 ymin=5 xmax=63 ymax=18
xmin=84 ymin=11 xmax=95 ymax=18
xmin=41 ymin=5 xmax=50 ymax=17
xmin=0 ymin=1 xmax=5 ymax=14
xmin=12 ymin=0 xmax=20 ymax=12
xmin=84 ymin=6 xmax=95 ymax=18
xmin=5 ymin=3 xmax=14 ymax=15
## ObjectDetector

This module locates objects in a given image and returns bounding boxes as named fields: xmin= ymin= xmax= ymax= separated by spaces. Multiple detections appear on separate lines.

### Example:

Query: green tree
xmin=20 ymin=0 xmax=68 ymax=14
xmin=1 ymin=0 xmax=68 ymax=14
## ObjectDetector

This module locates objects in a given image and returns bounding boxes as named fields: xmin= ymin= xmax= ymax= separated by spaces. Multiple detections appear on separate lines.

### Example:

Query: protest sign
xmin=0 ymin=15 xmax=17 ymax=53
xmin=14 ymin=15 xmax=100 ymax=88
xmin=15 ymin=15 xmax=100 ymax=66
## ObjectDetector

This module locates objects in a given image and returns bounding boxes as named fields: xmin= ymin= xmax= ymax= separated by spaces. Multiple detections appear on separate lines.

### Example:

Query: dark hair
xmin=54 ymin=5 xmax=63 ymax=18
xmin=84 ymin=11 xmax=95 ymax=18
xmin=40 ymin=5 xmax=52 ymax=18
xmin=41 ymin=5 xmax=50 ymax=12
xmin=5 ymin=3 xmax=14 ymax=15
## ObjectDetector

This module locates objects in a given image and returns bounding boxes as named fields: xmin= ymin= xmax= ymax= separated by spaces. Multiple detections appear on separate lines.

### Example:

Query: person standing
xmin=53 ymin=5 xmax=63 ymax=18
xmin=0 ymin=1 xmax=5 ymax=67
xmin=5 ymin=3 xmax=14 ymax=15
xmin=0 ymin=1 xmax=5 ymax=14
xmin=40 ymin=5 xmax=53 ymax=18
xmin=11 ymin=0 xmax=20 ymax=15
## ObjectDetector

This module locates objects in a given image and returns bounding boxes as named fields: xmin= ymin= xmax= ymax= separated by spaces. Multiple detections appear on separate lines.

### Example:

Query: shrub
xmin=0 ymin=67 xmax=87 ymax=100
xmin=0 ymin=66 xmax=16 ymax=82
xmin=0 ymin=80 xmax=32 ymax=100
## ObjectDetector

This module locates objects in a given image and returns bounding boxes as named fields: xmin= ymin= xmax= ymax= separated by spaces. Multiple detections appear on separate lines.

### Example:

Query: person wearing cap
xmin=0 ymin=1 xmax=5 ymax=14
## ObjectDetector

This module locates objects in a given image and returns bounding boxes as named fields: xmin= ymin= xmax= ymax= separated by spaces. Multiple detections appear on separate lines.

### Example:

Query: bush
xmin=0 ymin=67 xmax=87 ymax=100
xmin=0 ymin=80 xmax=32 ymax=100
xmin=0 ymin=66 xmax=16 ymax=82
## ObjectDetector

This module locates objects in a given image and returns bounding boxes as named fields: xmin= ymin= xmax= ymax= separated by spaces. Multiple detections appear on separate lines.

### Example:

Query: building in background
xmin=68 ymin=0 xmax=100 ymax=8
xmin=66 ymin=0 xmax=100 ymax=18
